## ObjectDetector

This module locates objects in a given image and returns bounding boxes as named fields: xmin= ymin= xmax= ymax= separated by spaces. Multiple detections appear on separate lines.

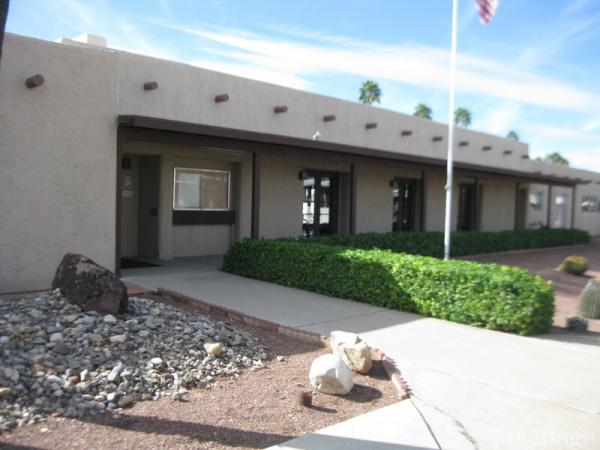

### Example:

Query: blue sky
xmin=7 ymin=0 xmax=600 ymax=171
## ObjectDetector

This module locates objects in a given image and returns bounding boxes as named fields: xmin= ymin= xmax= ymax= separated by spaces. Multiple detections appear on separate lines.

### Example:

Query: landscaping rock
xmin=566 ymin=316 xmax=588 ymax=332
xmin=51 ymin=253 xmax=128 ymax=315
xmin=0 ymin=290 xmax=267 ymax=432
xmin=335 ymin=341 xmax=372 ymax=374
xmin=309 ymin=354 xmax=353 ymax=395
xmin=329 ymin=330 xmax=360 ymax=349
xmin=329 ymin=330 xmax=372 ymax=374
xmin=204 ymin=342 xmax=224 ymax=356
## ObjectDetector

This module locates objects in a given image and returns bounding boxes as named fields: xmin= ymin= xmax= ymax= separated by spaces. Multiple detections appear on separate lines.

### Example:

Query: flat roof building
xmin=1 ymin=33 xmax=599 ymax=293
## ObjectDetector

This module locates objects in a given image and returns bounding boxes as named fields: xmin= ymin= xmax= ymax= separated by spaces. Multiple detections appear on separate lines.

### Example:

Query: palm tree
xmin=454 ymin=107 xmax=471 ymax=127
xmin=414 ymin=103 xmax=433 ymax=120
xmin=538 ymin=152 xmax=569 ymax=167
xmin=506 ymin=130 xmax=519 ymax=141
xmin=0 ymin=0 xmax=9 ymax=67
xmin=359 ymin=80 xmax=382 ymax=105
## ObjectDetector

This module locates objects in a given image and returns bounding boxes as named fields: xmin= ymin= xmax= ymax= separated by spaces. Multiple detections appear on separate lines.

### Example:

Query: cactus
xmin=578 ymin=278 xmax=600 ymax=319
xmin=558 ymin=255 xmax=588 ymax=276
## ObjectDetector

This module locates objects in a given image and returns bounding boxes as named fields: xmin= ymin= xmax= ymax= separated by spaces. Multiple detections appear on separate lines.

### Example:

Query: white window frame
xmin=529 ymin=191 xmax=544 ymax=210
xmin=172 ymin=167 xmax=231 ymax=211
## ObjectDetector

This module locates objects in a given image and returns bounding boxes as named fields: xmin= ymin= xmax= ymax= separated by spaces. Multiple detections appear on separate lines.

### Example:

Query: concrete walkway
xmin=123 ymin=255 xmax=600 ymax=450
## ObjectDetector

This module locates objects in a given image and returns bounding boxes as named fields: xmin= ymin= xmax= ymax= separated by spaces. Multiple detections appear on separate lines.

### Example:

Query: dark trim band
xmin=172 ymin=210 xmax=235 ymax=225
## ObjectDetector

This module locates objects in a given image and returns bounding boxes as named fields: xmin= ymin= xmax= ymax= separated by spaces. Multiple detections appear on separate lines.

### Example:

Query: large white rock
xmin=329 ymin=330 xmax=372 ymax=374
xmin=330 ymin=330 xmax=360 ymax=349
xmin=309 ymin=354 xmax=354 ymax=395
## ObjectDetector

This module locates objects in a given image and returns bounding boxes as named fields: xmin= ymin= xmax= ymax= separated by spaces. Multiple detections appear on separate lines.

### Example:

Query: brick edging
xmin=156 ymin=287 xmax=411 ymax=401
xmin=371 ymin=348 xmax=412 ymax=400
xmin=157 ymin=287 xmax=326 ymax=345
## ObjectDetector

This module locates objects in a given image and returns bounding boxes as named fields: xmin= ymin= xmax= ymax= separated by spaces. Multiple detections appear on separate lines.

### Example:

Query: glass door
xmin=302 ymin=172 xmax=338 ymax=236
xmin=392 ymin=178 xmax=418 ymax=231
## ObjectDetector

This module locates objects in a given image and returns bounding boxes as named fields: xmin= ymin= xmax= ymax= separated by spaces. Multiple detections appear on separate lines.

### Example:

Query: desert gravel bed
xmin=0 ymin=290 xmax=267 ymax=432
xmin=0 ymin=293 xmax=397 ymax=449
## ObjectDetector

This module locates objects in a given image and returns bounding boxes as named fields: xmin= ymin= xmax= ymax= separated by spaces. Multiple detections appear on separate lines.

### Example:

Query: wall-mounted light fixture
xmin=365 ymin=122 xmax=377 ymax=129
xmin=482 ymin=146 xmax=492 ymax=151
xmin=401 ymin=130 xmax=413 ymax=136
xmin=521 ymin=155 xmax=530 ymax=159
xmin=459 ymin=141 xmax=469 ymax=147
xmin=432 ymin=136 xmax=443 ymax=142
xmin=503 ymin=150 xmax=513 ymax=155
xmin=214 ymin=94 xmax=229 ymax=103
xmin=274 ymin=105 xmax=288 ymax=113
xmin=323 ymin=114 xmax=336 ymax=122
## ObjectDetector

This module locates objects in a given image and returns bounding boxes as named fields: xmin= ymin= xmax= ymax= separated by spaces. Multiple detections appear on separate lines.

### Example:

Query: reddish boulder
xmin=52 ymin=253 xmax=128 ymax=315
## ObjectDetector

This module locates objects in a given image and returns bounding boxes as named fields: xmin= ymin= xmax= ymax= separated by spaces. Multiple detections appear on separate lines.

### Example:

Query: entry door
xmin=302 ymin=172 xmax=339 ymax=236
xmin=458 ymin=183 xmax=480 ymax=231
xmin=137 ymin=156 xmax=160 ymax=258
xmin=515 ymin=187 xmax=528 ymax=230
xmin=393 ymin=178 xmax=418 ymax=231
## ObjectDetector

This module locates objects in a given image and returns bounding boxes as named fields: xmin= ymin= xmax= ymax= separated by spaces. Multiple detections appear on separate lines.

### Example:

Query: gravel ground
xmin=0 ymin=294 xmax=398 ymax=449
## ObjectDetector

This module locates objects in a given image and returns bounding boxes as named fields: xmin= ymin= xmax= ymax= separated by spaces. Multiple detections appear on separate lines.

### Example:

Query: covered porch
xmin=115 ymin=115 xmax=577 ymax=275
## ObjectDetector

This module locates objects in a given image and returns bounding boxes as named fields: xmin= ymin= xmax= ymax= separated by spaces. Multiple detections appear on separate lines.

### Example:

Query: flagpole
xmin=443 ymin=0 xmax=459 ymax=260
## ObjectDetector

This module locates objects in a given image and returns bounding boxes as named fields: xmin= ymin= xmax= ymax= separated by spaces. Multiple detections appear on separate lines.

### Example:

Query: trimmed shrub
xmin=558 ymin=256 xmax=588 ymax=276
xmin=291 ymin=228 xmax=590 ymax=258
xmin=223 ymin=239 xmax=555 ymax=335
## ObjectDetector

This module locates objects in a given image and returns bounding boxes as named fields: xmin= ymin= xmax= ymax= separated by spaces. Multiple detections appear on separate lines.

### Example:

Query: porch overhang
xmin=117 ymin=115 xmax=577 ymax=187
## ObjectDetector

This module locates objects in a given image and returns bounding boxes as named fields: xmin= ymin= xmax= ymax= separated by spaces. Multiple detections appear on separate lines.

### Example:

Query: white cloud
xmin=163 ymin=23 xmax=600 ymax=113
xmin=478 ymin=103 xmax=521 ymax=135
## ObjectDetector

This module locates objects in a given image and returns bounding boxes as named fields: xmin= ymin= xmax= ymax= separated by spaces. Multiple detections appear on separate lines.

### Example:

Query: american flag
xmin=476 ymin=0 xmax=500 ymax=25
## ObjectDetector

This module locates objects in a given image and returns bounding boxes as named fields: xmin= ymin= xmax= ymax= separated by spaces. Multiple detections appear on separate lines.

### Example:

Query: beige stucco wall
xmin=0 ymin=34 xmax=118 ymax=292
xmin=479 ymin=178 xmax=516 ymax=231
xmin=2 ymin=33 xmax=600 ymax=292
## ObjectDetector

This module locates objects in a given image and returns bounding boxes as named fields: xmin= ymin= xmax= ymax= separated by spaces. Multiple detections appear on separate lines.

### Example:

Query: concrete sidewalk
xmin=123 ymin=259 xmax=600 ymax=450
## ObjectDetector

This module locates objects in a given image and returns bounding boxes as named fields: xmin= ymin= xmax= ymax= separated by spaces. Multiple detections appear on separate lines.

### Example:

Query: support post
xmin=115 ymin=127 xmax=124 ymax=277
xmin=547 ymin=185 xmax=553 ymax=228
xmin=514 ymin=182 xmax=520 ymax=230
xmin=349 ymin=162 xmax=357 ymax=234
xmin=571 ymin=185 xmax=577 ymax=229
xmin=443 ymin=0 xmax=459 ymax=259
xmin=251 ymin=152 xmax=261 ymax=239
xmin=420 ymin=170 xmax=426 ymax=231
xmin=473 ymin=176 xmax=480 ymax=231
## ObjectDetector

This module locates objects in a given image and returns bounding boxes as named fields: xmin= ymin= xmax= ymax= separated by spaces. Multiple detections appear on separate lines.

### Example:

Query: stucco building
xmin=1 ymin=33 xmax=599 ymax=293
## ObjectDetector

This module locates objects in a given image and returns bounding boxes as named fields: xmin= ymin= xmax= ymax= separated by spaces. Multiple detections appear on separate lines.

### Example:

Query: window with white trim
xmin=581 ymin=195 xmax=599 ymax=212
xmin=173 ymin=168 xmax=230 ymax=210
xmin=529 ymin=192 xmax=543 ymax=210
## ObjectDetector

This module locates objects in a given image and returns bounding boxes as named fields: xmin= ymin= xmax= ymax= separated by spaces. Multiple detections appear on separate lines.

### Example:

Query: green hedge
xmin=291 ymin=228 xmax=590 ymax=258
xmin=223 ymin=239 xmax=555 ymax=335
